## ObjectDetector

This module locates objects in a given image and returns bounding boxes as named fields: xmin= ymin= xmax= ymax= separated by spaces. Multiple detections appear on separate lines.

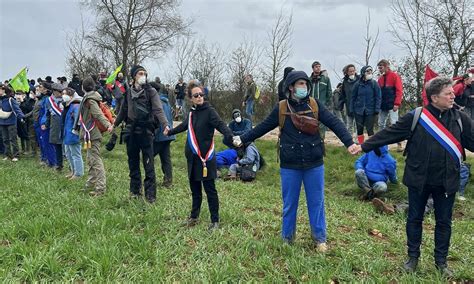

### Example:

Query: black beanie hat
xmin=232 ymin=109 xmax=241 ymax=118
xmin=130 ymin=65 xmax=146 ymax=79
xmin=82 ymin=76 xmax=96 ymax=92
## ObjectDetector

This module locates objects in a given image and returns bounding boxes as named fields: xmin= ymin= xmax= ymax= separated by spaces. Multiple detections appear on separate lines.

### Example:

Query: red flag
xmin=422 ymin=65 xmax=439 ymax=106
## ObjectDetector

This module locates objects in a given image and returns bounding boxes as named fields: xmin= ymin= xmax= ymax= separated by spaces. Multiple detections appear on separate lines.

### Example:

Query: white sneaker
xmin=316 ymin=242 xmax=328 ymax=253
xmin=11 ymin=158 xmax=18 ymax=162
xmin=457 ymin=195 xmax=466 ymax=201
xmin=2 ymin=157 xmax=8 ymax=161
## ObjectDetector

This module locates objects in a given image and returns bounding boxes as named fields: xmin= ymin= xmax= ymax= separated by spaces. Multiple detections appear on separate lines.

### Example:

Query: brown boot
xmin=372 ymin=198 xmax=395 ymax=214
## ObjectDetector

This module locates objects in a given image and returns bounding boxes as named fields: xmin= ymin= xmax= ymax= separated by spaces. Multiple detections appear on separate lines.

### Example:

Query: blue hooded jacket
xmin=154 ymin=95 xmax=176 ymax=142
xmin=0 ymin=96 xmax=25 ymax=126
xmin=350 ymin=66 xmax=381 ymax=116
xmin=355 ymin=145 xmax=397 ymax=183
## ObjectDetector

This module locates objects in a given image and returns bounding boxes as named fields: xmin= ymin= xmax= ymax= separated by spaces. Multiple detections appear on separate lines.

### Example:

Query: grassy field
xmin=0 ymin=133 xmax=473 ymax=282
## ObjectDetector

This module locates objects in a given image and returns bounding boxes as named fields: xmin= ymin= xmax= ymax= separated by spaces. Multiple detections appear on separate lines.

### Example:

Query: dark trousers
xmin=406 ymin=185 xmax=455 ymax=264
xmin=153 ymin=140 xmax=172 ymax=183
xmin=53 ymin=144 xmax=63 ymax=168
xmin=189 ymin=179 xmax=219 ymax=223
xmin=1 ymin=124 xmax=19 ymax=158
xmin=126 ymin=132 xmax=156 ymax=201
xmin=355 ymin=114 xmax=375 ymax=136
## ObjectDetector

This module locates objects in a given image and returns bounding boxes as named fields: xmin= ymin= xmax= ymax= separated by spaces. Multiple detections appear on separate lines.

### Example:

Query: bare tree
xmin=389 ymin=0 xmax=436 ymax=105
xmin=227 ymin=39 xmax=262 ymax=96
xmin=173 ymin=36 xmax=195 ymax=80
xmin=263 ymin=9 xmax=293 ymax=105
xmin=65 ymin=15 xmax=111 ymax=79
xmin=363 ymin=8 xmax=380 ymax=66
xmin=83 ymin=0 xmax=189 ymax=78
xmin=420 ymin=0 xmax=473 ymax=76
xmin=189 ymin=41 xmax=226 ymax=92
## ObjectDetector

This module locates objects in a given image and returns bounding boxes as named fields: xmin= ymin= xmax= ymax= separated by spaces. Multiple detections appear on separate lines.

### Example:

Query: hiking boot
xmin=316 ymin=242 xmax=328 ymax=253
xmin=372 ymin=198 xmax=395 ymax=214
xmin=435 ymin=262 xmax=453 ymax=278
xmin=208 ymin=222 xmax=219 ymax=231
xmin=162 ymin=179 xmax=172 ymax=188
xmin=182 ymin=217 xmax=199 ymax=227
xmin=403 ymin=257 xmax=418 ymax=273
xmin=359 ymin=187 xmax=373 ymax=201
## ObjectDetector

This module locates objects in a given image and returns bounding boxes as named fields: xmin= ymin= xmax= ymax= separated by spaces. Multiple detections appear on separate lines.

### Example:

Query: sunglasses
xmin=192 ymin=93 xmax=205 ymax=98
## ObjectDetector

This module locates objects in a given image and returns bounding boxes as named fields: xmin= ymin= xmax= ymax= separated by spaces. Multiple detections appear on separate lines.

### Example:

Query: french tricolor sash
xmin=418 ymin=108 xmax=463 ymax=165
xmin=187 ymin=111 xmax=214 ymax=177
xmin=49 ymin=96 xmax=63 ymax=117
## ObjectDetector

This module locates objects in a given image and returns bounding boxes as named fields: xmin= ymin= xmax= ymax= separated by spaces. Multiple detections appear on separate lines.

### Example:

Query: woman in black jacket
xmin=166 ymin=80 xmax=233 ymax=231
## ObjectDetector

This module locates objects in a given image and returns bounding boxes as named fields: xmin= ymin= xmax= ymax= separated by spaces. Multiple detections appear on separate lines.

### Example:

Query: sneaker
xmin=403 ymin=257 xmax=418 ymax=273
xmin=65 ymin=172 xmax=74 ymax=179
xmin=457 ymin=195 xmax=466 ymax=201
xmin=182 ymin=217 xmax=199 ymax=227
xmin=316 ymin=242 xmax=328 ymax=253
xmin=11 ymin=157 xmax=18 ymax=162
xmin=2 ymin=157 xmax=8 ymax=161
xmin=162 ymin=180 xmax=172 ymax=188
xmin=208 ymin=222 xmax=219 ymax=231
xmin=435 ymin=262 xmax=453 ymax=278
xmin=372 ymin=198 xmax=395 ymax=214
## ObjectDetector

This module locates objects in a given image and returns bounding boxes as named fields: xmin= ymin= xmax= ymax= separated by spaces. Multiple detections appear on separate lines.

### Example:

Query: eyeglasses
xmin=192 ymin=93 xmax=205 ymax=98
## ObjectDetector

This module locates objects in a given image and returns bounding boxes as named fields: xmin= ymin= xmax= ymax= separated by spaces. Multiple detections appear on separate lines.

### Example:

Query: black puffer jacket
xmin=362 ymin=104 xmax=474 ymax=194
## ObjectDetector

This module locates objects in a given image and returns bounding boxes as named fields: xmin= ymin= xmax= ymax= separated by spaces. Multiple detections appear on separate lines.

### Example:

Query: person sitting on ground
xmin=228 ymin=109 xmax=252 ymax=135
xmin=354 ymin=145 xmax=397 ymax=201
xmin=226 ymin=142 xmax=261 ymax=181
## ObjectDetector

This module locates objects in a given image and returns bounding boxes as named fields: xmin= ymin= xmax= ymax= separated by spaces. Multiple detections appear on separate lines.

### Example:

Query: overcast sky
xmin=0 ymin=0 xmax=405 ymax=86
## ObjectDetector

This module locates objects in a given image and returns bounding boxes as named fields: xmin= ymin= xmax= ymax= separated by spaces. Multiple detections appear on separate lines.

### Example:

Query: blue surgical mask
xmin=294 ymin=87 xmax=308 ymax=99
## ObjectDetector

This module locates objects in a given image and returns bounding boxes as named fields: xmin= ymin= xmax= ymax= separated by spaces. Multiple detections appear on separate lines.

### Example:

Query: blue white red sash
xmin=418 ymin=108 xmax=463 ymax=165
xmin=187 ymin=112 xmax=215 ymax=166
xmin=49 ymin=96 xmax=63 ymax=116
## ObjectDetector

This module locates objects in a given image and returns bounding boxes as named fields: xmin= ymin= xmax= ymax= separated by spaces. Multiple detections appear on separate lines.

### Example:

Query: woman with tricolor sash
xmin=165 ymin=79 xmax=233 ymax=231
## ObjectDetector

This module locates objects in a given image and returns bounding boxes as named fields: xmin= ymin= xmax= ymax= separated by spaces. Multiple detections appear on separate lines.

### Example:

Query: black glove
xmin=373 ymin=148 xmax=382 ymax=157
xmin=105 ymin=132 xmax=118 ymax=151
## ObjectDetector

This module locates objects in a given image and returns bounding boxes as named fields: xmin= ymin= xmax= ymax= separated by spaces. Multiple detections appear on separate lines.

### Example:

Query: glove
xmin=105 ymin=132 xmax=118 ymax=151
xmin=233 ymin=136 xmax=243 ymax=147
xmin=373 ymin=148 xmax=382 ymax=157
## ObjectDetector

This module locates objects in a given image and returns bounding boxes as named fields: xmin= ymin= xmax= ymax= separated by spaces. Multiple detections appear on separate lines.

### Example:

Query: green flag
xmin=105 ymin=64 xmax=123 ymax=85
xmin=9 ymin=67 xmax=30 ymax=92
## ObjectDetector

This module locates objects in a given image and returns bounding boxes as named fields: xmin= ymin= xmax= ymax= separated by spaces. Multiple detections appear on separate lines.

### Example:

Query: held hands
xmin=347 ymin=144 xmax=362 ymax=155
xmin=232 ymin=136 xmax=243 ymax=147
xmin=393 ymin=105 xmax=399 ymax=112
xmin=41 ymin=125 xmax=46 ymax=131
xmin=107 ymin=125 xmax=114 ymax=133
xmin=163 ymin=126 xmax=170 ymax=136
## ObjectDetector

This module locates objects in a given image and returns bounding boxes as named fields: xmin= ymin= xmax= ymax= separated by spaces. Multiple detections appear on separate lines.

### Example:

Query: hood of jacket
xmin=83 ymin=91 xmax=102 ymax=102
xmin=360 ymin=66 xmax=373 ymax=82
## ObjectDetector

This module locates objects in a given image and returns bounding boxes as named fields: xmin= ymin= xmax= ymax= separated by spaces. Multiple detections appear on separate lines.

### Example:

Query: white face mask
xmin=365 ymin=74 xmax=373 ymax=80
xmin=349 ymin=75 xmax=355 ymax=80
xmin=62 ymin=95 xmax=71 ymax=103
xmin=137 ymin=76 xmax=147 ymax=85
xmin=235 ymin=117 xmax=242 ymax=123
xmin=29 ymin=93 xmax=35 ymax=99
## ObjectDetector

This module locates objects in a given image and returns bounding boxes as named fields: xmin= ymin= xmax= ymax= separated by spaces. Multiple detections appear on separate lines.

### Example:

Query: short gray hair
xmin=426 ymin=76 xmax=452 ymax=103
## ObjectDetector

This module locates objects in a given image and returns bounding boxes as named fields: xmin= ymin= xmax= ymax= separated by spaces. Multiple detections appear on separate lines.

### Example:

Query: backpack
xmin=86 ymin=99 xmax=115 ymax=133
xmin=255 ymin=85 xmax=261 ymax=100
xmin=404 ymin=106 xmax=463 ymax=156
xmin=278 ymin=97 xmax=319 ymax=132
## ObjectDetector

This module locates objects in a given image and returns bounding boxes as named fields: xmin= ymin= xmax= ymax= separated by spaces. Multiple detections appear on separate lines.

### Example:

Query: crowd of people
xmin=1 ymin=59 xmax=473 ymax=278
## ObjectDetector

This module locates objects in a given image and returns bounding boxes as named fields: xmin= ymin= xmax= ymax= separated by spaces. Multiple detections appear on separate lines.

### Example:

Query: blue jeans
xmin=378 ymin=109 xmax=399 ymax=130
xmin=406 ymin=185 xmax=455 ymax=264
xmin=459 ymin=162 xmax=470 ymax=196
xmin=245 ymin=99 xmax=254 ymax=123
xmin=355 ymin=169 xmax=388 ymax=194
xmin=280 ymin=165 xmax=326 ymax=243
xmin=65 ymin=143 xmax=84 ymax=176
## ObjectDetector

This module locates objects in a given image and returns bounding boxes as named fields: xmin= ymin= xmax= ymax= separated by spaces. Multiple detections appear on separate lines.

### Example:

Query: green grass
xmin=1 ymin=134 xmax=473 ymax=282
